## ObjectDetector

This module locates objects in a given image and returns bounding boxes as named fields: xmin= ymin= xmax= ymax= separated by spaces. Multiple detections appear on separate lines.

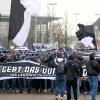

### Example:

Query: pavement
xmin=0 ymin=93 xmax=100 ymax=100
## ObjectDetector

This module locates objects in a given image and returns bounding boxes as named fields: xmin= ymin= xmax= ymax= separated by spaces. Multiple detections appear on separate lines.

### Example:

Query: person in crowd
xmin=43 ymin=48 xmax=67 ymax=95
xmin=34 ymin=54 xmax=45 ymax=93
xmin=95 ymin=57 xmax=100 ymax=92
xmin=43 ymin=50 xmax=56 ymax=93
xmin=64 ymin=54 xmax=81 ymax=100
xmin=2 ymin=50 xmax=16 ymax=93
xmin=0 ymin=51 xmax=7 ymax=92
xmin=86 ymin=53 xmax=100 ymax=100
xmin=0 ymin=51 xmax=6 ymax=62
xmin=77 ymin=53 xmax=89 ymax=94
xmin=75 ymin=53 xmax=85 ymax=99
xmin=80 ymin=79 xmax=89 ymax=94
xmin=17 ymin=50 xmax=30 ymax=93
xmin=54 ymin=49 xmax=67 ymax=100
xmin=7 ymin=50 xmax=17 ymax=93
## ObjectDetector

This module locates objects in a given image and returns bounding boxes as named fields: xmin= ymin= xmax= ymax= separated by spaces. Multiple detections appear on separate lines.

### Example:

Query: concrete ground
xmin=0 ymin=93 xmax=100 ymax=100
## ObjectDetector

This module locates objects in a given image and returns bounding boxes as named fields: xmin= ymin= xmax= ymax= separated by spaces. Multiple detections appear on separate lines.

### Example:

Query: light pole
xmin=49 ymin=3 xmax=57 ymax=16
xmin=94 ymin=13 xmax=100 ymax=41
xmin=34 ymin=16 xmax=37 ymax=43
xmin=49 ymin=3 xmax=57 ymax=43
xmin=74 ymin=13 xmax=80 ymax=32
xmin=0 ymin=14 xmax=2 ymax=46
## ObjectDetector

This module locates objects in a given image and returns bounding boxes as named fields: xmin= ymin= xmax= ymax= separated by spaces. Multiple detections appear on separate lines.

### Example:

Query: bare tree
xmin=48 ymin=22 xmax=65 ymax=48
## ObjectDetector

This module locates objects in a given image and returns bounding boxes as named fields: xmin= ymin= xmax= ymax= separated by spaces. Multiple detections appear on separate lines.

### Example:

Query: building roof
xmin=0 ymin=15 xmax=9 ymax=22
xmin=0 ymin=15 xmax=62 ymax=24
xmin=32 ymin=16 xmax=62 ymax=24
xmin=93 ymin=18 xmax=100 ymax=26
xmin=93 ymin=18 xmax=100 ymax=31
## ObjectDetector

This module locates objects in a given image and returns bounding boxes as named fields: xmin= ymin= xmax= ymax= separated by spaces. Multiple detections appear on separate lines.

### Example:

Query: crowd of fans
xmin=0 ymin=47 xmax=100 ymax=99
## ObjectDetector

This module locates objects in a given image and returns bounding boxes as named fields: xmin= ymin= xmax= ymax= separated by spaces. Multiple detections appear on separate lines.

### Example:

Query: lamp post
xmin=34 ymin=16 xmax=37 ymax=43
xmin=94 ymin=14 xmax=100 ymax=41
xmin=0 ymin=14 xmax=2 ymax=46
xmin=94 ymin=14 xmax=100 ymax=28
xmin=74 ymin=13 xmax=80 ymax=32
xmin=49 ymin=3 xmax=57 ymax=43
xmin=49 ymin=3 xmax=57 ymax=16
xmin=94 ymin=14 xmax=100 ymax=29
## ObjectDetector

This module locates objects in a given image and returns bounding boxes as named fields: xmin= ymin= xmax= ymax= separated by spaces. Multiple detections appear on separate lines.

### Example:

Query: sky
xmin=0 ymin=0 xmax=100 ymax=35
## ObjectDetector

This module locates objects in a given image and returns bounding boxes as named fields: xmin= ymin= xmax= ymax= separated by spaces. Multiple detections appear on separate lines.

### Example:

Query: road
xmin=0 ymin=93 xmax=100 ymax=100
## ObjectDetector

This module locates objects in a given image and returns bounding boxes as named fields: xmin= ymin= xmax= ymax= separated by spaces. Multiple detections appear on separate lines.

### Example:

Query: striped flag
xmin=8 ymin=0 xmax=40 ymax=46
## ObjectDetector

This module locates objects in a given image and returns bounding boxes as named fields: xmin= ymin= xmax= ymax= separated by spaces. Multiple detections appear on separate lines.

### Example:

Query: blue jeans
xmin=55 ymin=75 xmax=65 ymax=97
xmin=88 ymin=76 xmax=98 ymax=100
xmin=18 ymin=78 xmax=23 ymax=92
xmin=64 ymin=78 xmax=66 ymax=92
xmin=3 ymin=80 xmax=8 ymax=91
xmin=50 ymin=80 xmax=55 ymax=93
xmin=70 ymin=79 xmax=80 ymax=99
xmin=12 ymin=79 xmax=16 ymax=90
xmin=18 ymin=78 xmax=30 ymax=92
xmin=77 ymin=79 xmax=81 ymax=99
xmin=23 ymin=79 xmax=30 ymax=91
xmin=23 ymin=79 xmax=27 ymax=91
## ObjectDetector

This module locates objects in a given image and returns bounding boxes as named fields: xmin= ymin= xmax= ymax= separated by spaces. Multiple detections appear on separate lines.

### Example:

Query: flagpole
xmin=49 ymin=3 xmax=57 ymax=44
xmin=0 ymin=14 xmax=2 ymax=46
xmin=41 ymin=22 xmax=44 ymax=44
xmin=34 ymin=16 xmax=37 ymax=43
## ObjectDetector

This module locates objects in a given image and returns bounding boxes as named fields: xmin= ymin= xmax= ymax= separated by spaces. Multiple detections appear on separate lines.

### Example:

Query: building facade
xmin=93 ymin=18 xmax=100 ymax=50
xmin=0 ymin=15 xmax=60 ymax=48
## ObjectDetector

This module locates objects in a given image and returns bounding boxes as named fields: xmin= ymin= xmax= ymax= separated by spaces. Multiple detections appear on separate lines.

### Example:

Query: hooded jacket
xmin=64 ymin=59 xmax=80 ymax=80
xmin=86 ymin=53 xmax=100 ymax=76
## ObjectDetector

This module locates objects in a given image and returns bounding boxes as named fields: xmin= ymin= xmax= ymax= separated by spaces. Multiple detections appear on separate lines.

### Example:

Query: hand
xmin=80 ymin=77 xmax=83 ymax=80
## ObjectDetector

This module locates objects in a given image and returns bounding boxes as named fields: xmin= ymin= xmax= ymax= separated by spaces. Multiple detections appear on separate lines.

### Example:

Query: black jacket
xmin=64 ymin=59 xmax=80 ymax=80
xmin=86 ymin=59 xmax=100 ymax=76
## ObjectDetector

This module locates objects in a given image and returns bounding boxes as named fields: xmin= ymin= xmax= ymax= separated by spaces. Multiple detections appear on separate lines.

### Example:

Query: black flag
xmin=8 ymin=0 xmax=40 ymax=46
xmin=76 ymin=24 xmax=97 ymax=50
xmin=8 ymin=0 xmax=26 ymax=42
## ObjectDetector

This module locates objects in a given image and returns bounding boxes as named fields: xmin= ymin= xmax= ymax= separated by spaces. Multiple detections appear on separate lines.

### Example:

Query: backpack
xmin=54 ymin=58 xmax=66 ymax=74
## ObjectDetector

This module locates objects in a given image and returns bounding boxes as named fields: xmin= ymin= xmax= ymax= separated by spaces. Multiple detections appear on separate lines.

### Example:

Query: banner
xmin=0 ymin=60 xmax=56 ymax=80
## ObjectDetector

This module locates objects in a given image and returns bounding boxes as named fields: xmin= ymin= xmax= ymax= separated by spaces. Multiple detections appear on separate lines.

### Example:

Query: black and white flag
xmin=76 ymin=24 xmax=97 ymax=50
xmin=8 ymin=0 xmax=40 ymax=46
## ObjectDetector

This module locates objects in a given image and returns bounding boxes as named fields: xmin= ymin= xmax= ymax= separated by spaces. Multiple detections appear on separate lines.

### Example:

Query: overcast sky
xmin=0 ymin=0 xmax=100 ymax=34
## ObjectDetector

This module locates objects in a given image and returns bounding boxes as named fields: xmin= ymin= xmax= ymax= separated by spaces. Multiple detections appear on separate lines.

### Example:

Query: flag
xmin=76 ymin=24 xmax=97 ymax=50
xmin=8 ymin=0 xmax=40 ymax=46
